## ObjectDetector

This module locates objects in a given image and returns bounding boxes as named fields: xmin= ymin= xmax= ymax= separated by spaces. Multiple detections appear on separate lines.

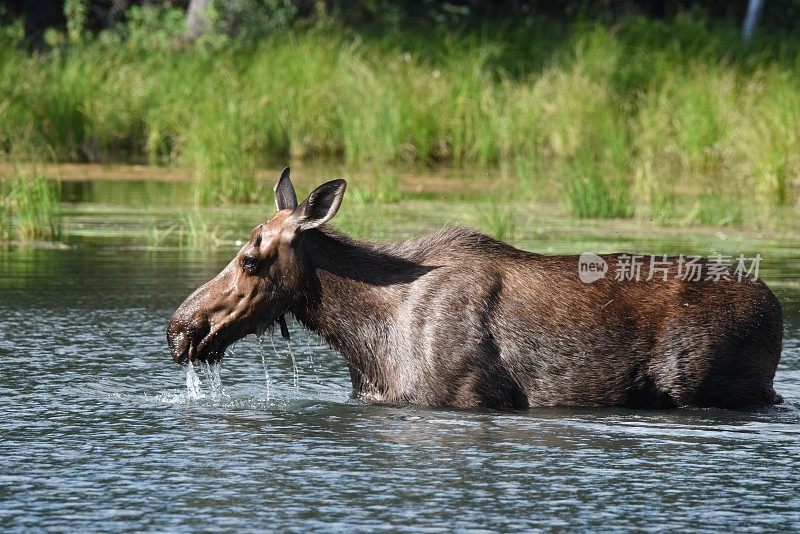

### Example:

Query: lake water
xmin=1 ymin=178 xmax=799 ymax=531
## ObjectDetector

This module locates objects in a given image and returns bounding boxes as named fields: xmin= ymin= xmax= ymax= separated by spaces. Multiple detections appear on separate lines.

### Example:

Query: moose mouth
xmin=192 ymin=332 xmax=228 ymax=363
xmin=167 ymin=326 xmax=227 ymax=364
xmin=167 ymin=315 xmax=287 ymax=364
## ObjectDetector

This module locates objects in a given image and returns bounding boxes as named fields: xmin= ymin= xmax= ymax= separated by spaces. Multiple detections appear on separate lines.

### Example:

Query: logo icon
xmin=578 ymin=253 xmax=608 ymax=284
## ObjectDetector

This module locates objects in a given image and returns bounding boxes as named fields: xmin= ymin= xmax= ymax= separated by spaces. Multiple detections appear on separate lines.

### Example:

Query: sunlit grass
xmin=0 ymin=10 xmax=797 ymax=223
xmin=508 ymin=156 xmax=538 ymax=199
xmin=1 ymin=166 xmax=62 ymax=241
xmin=684 ymin=194 xmax=744 ymax=227
xmin=480 ymin=203 xmax=516 ymax=242
xmin=565 ymin=166 xmax=633 ymax=220
xmin=146 ymin=221 xmax=176 ymax=249
xmin=350 ymin=175 xmax=402 ymax=204
xmin=179 ymin=211 xmax=221 ymax=248
xmin=144 ymin=211 xmax=222 ymax=249
xmin=0 ymin=181 xmax=11 ymax=241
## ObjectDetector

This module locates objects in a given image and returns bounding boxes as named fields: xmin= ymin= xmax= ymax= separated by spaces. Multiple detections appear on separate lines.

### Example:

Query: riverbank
xmin=3 ymin=162 xmax=800 ymax=244
xmin=3 ymin=165 xmax=800 ymax=254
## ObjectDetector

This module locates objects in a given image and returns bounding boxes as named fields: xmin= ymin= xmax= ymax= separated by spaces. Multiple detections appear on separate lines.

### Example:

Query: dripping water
xmin=257 ymin=334 xmax=273 ymax=401
xmin=288 ymin=339 xmax=299 ymax=390
xmin=271 ymin=332 xmax=299 ymax=389
xmin=182 ymin=363 xmax=204 ymax=399
xmin=202 ymin=361 xmax=223 ymax=399
xmin=307 ymin=337 xmax=321 ymax=385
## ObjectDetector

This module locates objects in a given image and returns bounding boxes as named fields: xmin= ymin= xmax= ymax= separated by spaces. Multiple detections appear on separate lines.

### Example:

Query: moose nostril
xmin=167 ymin=327 xmax=190 ymax=363
xmin=167 ymin=311 xmax=212 ymax=363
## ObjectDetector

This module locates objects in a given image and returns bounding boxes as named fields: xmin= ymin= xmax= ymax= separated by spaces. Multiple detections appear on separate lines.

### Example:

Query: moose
xmin=168 ymin=168 xmax=784 ymax=410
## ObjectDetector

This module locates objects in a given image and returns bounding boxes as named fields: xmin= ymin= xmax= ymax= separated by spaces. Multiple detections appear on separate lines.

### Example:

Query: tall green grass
xmin=0 ymin=10 xmax=798 ymax=219
xmin=145 ymin=210 xmax=222 ymax=248
xmin=480 ymin=203 xmax=517 ymax=242
xmin=350 ymin=175 xmax=402 ymax=204
xmin=0 ymin=181 xmax=11 ymax=241
xmin=1 ymin=167 xmax=62 ymax=241
xmin=179 ymin=210 xmax=221 ymax=248
xmin=566 ymin=169 xmax=633 ymax=219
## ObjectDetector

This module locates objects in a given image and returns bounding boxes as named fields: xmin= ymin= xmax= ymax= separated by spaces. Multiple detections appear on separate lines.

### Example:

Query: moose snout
xmin=166 ymin=308 xmax=211 ymax=364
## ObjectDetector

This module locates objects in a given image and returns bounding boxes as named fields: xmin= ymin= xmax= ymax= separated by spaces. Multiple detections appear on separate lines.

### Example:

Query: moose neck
xmin=290 ymin=227 xmax=432 ymax=398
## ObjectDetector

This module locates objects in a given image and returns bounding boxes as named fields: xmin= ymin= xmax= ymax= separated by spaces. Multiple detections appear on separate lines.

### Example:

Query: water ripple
xmin=1 ymin=247 xmax=798 ymax=532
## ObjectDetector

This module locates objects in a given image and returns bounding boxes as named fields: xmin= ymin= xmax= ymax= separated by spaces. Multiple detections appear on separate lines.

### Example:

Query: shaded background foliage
xmin=4 ymin=0 xmax=800 ymax=46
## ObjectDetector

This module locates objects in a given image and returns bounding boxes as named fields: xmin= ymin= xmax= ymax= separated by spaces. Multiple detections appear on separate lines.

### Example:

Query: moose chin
xmin=167 ymin=167 xmax=784 ymax=411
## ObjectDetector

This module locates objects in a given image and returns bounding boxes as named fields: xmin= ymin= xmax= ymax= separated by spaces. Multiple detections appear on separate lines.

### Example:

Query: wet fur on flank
xmin=289 ymin=226 xmax=783 ymax=410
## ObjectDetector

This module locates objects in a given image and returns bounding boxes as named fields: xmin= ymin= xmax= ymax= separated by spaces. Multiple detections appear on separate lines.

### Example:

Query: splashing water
xmin=202 ymin=361 xmax=223 ymax=399
xmin=182 ymin=364 xmax=204 ymax=399
xmin=257 ymin=335 xmax=273 ymax=401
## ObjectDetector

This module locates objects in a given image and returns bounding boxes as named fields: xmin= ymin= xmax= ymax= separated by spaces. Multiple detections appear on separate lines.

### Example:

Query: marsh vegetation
xmin=0 ymin=3 xmax=798 ymax=243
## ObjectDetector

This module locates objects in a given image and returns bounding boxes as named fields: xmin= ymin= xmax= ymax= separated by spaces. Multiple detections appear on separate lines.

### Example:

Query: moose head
xmin=166 ymin=168 xmax=346 ymax=364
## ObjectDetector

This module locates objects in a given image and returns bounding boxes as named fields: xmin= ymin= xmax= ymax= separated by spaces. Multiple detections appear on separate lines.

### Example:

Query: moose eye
xmin=242 ymin=256 xmax=258 ymax=271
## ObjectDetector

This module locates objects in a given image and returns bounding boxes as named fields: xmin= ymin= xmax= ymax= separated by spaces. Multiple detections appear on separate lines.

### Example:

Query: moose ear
xmin=274 ymin=166 xmax=298 ymax=211
xmin=292 ymin=179 xmax=347 ymax=231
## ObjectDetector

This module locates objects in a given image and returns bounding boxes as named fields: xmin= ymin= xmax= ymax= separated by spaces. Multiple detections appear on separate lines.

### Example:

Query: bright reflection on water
xmin=1 ymin=234 xmax=800 ymax=530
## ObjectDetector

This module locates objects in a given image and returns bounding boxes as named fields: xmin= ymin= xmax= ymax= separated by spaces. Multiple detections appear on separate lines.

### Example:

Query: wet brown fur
xmin=168 ymin=172 xmax=784 ymax=410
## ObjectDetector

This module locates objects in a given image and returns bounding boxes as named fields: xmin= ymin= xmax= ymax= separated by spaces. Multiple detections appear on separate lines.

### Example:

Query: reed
xmin=0 ymin=181 xmax=10 ymax=241
xmin=480 ymin=203 xmax=516 ymax=242
xmin=2 ymin=167 xmax=63 ymax=241
xmin=179 ymin=211 xmax=222 ymax=249
xmin=350 ymin=175 xmax=402 ymax=204
xmin=565 ymin=161 xmax=634 ymax=220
